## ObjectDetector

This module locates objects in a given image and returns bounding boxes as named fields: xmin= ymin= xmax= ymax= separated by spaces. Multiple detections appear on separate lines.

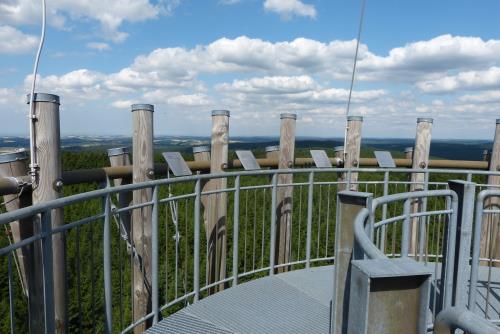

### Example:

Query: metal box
xmin=347 ymin=258 xmax=432 ymax=334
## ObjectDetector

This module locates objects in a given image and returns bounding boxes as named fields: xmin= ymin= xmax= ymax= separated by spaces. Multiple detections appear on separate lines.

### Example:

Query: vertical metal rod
xmin=402 ymin=199 xmax=411 ymax=257
xmin=232 ymin=176 xmax=241 ymax=286
xmin=418 ymin=172 xmax=430 ymax=261
xmin=469 ymin=195 xmax=485 ymax=311
xmin=41 ymin=210 xmax=55 ymax=334
xmin=380 ymin=171 xmax=389 ymax=251
xmin=443 ymin=195 xmax=458 ymax=308
xmin=269 ymin=174 xmax=278 ymax=275
xmin=194 ymin=179 xmax=201 ymax=301
xmin=306 ymin=171 xmax=314 ymax=268
xmin=103 ymin=193 xmax=112 ymax=333
xmin=151 ymin=186 xmax=159 ymax=323
xmin=8 ymin=252 xmax=15 ymax=334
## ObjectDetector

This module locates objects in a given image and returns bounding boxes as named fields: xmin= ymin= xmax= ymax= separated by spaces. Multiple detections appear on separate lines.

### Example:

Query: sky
xmin=1 ymin=0 xmax=500 ymax=139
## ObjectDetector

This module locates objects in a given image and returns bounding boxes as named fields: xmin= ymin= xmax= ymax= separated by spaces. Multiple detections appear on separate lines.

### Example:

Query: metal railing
xmin=2 ymin=167 xmax=500 ymax=333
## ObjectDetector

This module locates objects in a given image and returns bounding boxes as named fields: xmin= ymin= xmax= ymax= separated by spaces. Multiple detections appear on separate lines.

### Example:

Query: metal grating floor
xmin=147 ymin=266 xmax=333 ymax=334
xmin=147 ymin=264 xmax=500 ymax=333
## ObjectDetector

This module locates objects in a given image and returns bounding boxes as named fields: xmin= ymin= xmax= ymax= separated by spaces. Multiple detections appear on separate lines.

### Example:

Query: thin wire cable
xmin=28 ymin=0 xmax=47 ymax=185
xmin=343 ymin=0 xmax=367 ymax=152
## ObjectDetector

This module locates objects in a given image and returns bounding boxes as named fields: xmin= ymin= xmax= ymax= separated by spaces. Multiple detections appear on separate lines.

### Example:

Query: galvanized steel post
xmin=103 ymin=193 xmax=112 ymax=333
xmin=448 ymin=180 xmax=475 ymax=307
xmin=305 ymin=171 xmax=314 ymax=268
xmin=331 ymin=191 xmax=372 ymax=334
xmin=232 ymin=176 xmax=241 ymax=286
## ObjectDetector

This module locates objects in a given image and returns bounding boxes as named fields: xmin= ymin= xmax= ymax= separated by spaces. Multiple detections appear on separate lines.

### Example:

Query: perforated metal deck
xmin=147 ymin=265 xmax=500 ymax=333
xmin=147 ymin=266 xmax=333 ymax=334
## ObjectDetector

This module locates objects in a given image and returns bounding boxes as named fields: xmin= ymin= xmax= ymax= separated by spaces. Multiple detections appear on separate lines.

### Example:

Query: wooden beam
xmin=30 ymin=93 xmax=66 ymax=333
xmin=131 ymin=104 xmax=154 ymax=333
xmin=276 ymin=113 xmax=296 ymax=272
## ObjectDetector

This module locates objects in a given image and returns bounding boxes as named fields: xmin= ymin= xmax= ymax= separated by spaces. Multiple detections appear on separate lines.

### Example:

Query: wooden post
xmin=193 ymin=146 xmax=211 ymax=241
xmin=344 ymin=116 xmax=363 ymax=191
xmin=481 ymin=119 xmax=500 ymax=266
xmin=276 ymin=113 xmax=296 ymax=272
xmin=265 ymin=145 xmax=279 ymax=160
xmin=404 ymin=147 xmax=414 ymax=160
xmin=334 ymin=145 xmax=346 ymax=190
xmin=30 ymin=93 xmax=66 ymax=333
xmin=108 ymin=147 xmax=132 ymax=244
xmin=131 ymin=104 xmax=154 ymax=333
xmin=0 ymin=149 xmax=44 ymax=332
xmin=193 ymin=145 xmax=211 ymax=162
xmin=409 ymin=118 xmax=433 ymax=257
xmin=207 ymin=110 xmax=229 ymax=291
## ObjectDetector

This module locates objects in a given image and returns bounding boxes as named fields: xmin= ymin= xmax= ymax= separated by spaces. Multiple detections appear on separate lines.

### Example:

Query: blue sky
xmin=1 ymin=0 xmax=500 ymax=139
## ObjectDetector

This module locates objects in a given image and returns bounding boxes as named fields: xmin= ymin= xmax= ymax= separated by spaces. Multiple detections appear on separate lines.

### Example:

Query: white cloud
xmin=0 ymin=25 xmax=37 ymax=54
xmin=417 ymin=67 xmax=500 ymax=93
xmin=264 ymin=0 xmax=316 ymax=19
xmin=358 ymin=35 xmax=500 ymax=81
xmin=86 ymin=42 xmax=110 ymax=51
xmin=459 ymin=91 xmax=500 ymax=104
xmin=0 ymin=0 xmax=182 ymax=42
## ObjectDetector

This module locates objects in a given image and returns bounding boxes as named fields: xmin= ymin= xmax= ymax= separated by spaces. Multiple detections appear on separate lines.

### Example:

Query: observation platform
xmin=147 ymin=265 xmax=500 ymax=333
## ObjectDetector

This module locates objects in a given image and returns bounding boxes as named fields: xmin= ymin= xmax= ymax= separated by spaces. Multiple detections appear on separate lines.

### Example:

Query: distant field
xmin=0 ymin=136 xmax=493 ymax=160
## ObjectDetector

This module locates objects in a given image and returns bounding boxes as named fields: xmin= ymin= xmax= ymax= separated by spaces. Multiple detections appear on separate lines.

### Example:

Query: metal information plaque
xmin=162 ymin=152 xmax=192 ymax=176
xmin=236 ymin=150 xmax=261 ymax=170
xmin=310 ymin=150 xmax=332 ymax=168
xmin=374 ymin=151 xmax=396 ymax=168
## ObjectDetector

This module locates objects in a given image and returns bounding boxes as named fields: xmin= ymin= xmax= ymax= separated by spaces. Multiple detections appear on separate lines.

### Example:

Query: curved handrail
xmin=353 ymin=207 xmax=387 ymax=260
xmin=435 ymin=307 xmax=499 ymax=334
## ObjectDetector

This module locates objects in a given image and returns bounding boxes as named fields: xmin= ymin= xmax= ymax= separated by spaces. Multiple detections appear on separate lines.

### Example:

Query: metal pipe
xmin=103 ymin=193 xmax=112 ymax=333
xmin=151 ymin=186 xmax=159 ymax=324
xmin=269 ymin=174 xmax=277 ymax=275
xmin=193 ymin=179 xmax=201 ymax=301
xmin=435 ymin=306 xmax=498 ymax=334
xmin=232 ymin=176 xmax=240 ymax=286
xmin=305 ymin=171 xmax=314 ymax=268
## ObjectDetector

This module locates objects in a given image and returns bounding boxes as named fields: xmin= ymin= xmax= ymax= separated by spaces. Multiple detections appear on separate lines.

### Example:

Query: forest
xmin=0 ymin=146 xmax=489 ymax=333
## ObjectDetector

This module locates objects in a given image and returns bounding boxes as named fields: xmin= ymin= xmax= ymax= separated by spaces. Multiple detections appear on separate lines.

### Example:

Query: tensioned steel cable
xmin=28 ymin=0 xmax=47 ymax=186
xmin=343 ymin=0 xmax=367 ymax=153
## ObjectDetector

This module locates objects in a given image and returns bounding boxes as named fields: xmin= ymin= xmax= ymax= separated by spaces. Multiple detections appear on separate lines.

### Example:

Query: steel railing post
xmin=269 ymin=174 xmax=278 ymax=275
xmin=41 ymin=210 xmax=55 ymax=334
xmin=151 ymin=186 xmax=159 ymax=324
xmin=305 ymin=171 xmax=314 ymax=268
xmin=194 ymin=179 xmax=201 ymax=301
xmin=448 ymin=180 xmax=476 ymax=307
xmin=469 ymin=192 xmax=487 ymax=311
xmin=401 ymin=199 xmax=411 ymax=258
xmin=232 ymin=176 xmax=240 ymax=286
xmin=103 ymin=193 xmax=112 ymax=333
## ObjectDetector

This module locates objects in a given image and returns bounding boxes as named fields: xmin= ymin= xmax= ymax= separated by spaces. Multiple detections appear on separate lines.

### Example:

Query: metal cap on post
xmin=212 ymin=109 xmax=230 ymax=117
xmin=280 ymin=113 xmax=297 ymax=120
xmin=265 ymin=145 xmax=279 ymax=160
xmin=404 ymin=147 xmax=414 ymax=159
xmin=131 ymin=104 xmax=154 ymax=113
xmin=26 ymin=93 xmax=60 ymax=105
xmin=417 ymin=117 xmax=433 ymax=124
xmin=192 ymin=146 xmax=210 ymax=154
xmin=107 ymin=147 xmax=129 ymax=158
